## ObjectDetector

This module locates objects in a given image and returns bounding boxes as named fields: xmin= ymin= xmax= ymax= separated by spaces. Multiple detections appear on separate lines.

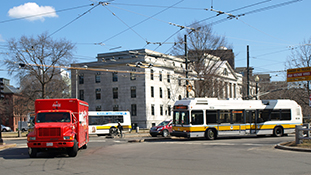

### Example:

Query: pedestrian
xmin=117 ymin=122 xmax=123 ymax=138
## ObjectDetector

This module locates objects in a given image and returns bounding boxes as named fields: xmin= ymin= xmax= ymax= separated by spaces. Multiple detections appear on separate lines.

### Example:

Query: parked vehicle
xmin=149 ymin=120 xmax=172 ymax=137
xmin=27 ymin=98 xmax=89 ymax=158
xmin=1 ymin=125 xmax=11 ymax=132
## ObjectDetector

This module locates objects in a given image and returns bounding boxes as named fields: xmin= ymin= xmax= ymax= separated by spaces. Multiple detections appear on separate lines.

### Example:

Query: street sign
xmin=287 ymin=67 xmax=311 ymax=82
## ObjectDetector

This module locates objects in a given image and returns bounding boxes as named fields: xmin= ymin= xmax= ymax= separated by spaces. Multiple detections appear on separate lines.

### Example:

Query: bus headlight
xmin=63 ymin=136 xmax=73 ymax=140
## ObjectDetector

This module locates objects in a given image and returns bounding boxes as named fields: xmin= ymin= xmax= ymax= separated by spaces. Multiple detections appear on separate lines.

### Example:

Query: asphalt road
xmin=0 ymin=134 xmax=310 ymax=175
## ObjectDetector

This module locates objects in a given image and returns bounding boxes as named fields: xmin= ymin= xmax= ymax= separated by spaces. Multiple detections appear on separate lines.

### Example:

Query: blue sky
xmin=0 ymin=0 xmax=309 ymax=87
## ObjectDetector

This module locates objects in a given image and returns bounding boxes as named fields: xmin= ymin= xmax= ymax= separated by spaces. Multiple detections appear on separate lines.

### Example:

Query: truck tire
xmin=82 ymin=144 xmax=87 ymax=149
xmin=28 ymin=147 xmax=37 ymax=158
xmin=68 ymin=139 xmax=78 ymax=157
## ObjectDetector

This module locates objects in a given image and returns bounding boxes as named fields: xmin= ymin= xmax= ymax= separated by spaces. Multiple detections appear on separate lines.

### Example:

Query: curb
xmin=275 ymin=143 xmax=311 ymax=152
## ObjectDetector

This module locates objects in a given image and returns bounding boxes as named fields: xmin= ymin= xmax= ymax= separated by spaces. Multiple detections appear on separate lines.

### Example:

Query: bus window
xmin=232 ymin=110 xmax=244 ymax=124
xmin=191 ymin=110 xmax=203 ymax=125
xmin=271 ymin=110 xmax=281 ymax=121
xmin=206 ymin=110 xmax=218 ymax=124
xmin=260 ymin=109 xmax=271 ymax=122
xmin=245 ymin=110 xmax=256 ymax=123
xmin=173 ymin=111 xmax=189 ymax=125
xmin=219 ymin=110 xmax=230 ymax=123
xmin=281 ymin=109 xmax=291 ymax=120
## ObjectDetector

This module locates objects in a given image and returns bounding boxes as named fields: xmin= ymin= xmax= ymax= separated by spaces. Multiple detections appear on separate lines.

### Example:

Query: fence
xmin=295 ymin=123 xmax=311 ymax=144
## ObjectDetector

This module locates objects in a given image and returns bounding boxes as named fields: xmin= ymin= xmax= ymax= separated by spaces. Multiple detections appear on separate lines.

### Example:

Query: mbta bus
xmin=171 ymin=98 xmax=303 ymax=139
xmin=88 ymin=111 xmax=131 ymax=136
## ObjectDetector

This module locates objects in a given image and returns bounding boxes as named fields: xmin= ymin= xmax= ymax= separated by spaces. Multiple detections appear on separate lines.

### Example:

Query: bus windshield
xmin=36 ymin=112 xmax=71 ymax=123
xmin=173 ymin=111 xmax=189 ymax=125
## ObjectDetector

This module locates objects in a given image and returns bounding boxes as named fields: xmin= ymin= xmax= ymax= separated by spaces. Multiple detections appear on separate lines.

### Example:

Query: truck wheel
xmin=68 ymin=139 xmax=78 ymax=157
xmin=28 ymin=147 xmax=37 ymax=158
xmin=162 ymin=130 xmax=169 ymax=137
xmin=82 ymin=143 xmax=87 ymax=149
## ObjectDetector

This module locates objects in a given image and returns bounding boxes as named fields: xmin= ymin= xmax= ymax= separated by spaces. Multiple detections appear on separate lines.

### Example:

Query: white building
xmin=71 ymin=49 xmax=243 ymax=128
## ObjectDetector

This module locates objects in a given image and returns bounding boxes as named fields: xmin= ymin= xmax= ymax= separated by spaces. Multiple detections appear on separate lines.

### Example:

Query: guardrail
xmin=295 ymin=124 xmax=311 ymax=144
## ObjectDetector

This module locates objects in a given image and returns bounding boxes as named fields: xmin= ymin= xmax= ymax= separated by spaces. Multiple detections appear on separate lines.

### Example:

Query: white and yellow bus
xmin=171 ymin=98 xmax=303 ymax=139
xmin=88 ymin=111 xmax=131 ymax=136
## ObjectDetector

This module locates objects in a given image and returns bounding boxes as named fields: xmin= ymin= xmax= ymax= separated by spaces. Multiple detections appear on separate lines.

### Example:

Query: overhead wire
xmin=48 ymin=2 xmax=102 ymax=37
xmin=99 ymin=0 xmax=184 ymax=44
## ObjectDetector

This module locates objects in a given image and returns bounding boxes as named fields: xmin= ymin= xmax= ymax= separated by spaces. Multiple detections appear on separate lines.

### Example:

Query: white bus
xmin=88 ymin=111 xmax=131 ymax=136
xmin=171 ymin=98 xmax=303 ymax=139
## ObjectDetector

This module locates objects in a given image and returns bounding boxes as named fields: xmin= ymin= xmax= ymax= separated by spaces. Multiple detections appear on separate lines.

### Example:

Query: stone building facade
xmin=71 ymin=49 xmax=243 ymax=128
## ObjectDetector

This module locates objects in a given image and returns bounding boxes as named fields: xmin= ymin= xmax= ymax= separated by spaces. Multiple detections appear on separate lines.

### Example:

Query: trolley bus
xmin=88 ymin=111 xmax=131 ymax=136
xmin=171 ymin=98 xmax=303 ymax=139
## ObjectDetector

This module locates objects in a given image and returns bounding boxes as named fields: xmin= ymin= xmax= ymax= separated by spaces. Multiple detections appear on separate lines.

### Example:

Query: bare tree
xmin=171 ymin=23 xmax=234 ymax=97
xmin=285 ymin=37 xmax=311 ymax=111
xmin=5 ymin=32 xmax=75 ymax=99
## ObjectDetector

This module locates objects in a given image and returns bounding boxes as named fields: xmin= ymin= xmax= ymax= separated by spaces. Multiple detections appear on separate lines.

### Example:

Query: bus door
xmin=246 ymin=110 xmax=257 ymax=134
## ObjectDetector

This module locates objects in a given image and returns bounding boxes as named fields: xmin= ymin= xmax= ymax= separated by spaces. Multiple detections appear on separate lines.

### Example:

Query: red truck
xmin=27 ymin=98 xmax=89 ymax=158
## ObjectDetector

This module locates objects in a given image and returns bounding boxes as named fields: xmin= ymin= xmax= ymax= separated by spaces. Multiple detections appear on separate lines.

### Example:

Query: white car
xmin=1 ymin=125 xmax=12 ymax=132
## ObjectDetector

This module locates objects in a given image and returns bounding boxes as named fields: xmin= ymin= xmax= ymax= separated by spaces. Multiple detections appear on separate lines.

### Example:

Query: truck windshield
xmin=36 ymin=112 xmax=71 ymax=123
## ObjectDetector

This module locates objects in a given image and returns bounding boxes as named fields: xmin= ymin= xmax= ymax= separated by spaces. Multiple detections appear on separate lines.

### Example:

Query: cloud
xmin=8 ymin=2 xmax=58 ymax=22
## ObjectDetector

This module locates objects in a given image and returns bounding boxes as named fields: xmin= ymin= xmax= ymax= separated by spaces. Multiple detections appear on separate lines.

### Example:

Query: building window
xmin=113 ymin=105 xmax=119 ymax=111
xmin=131 ymin=86 xmax=136 ymax=98
xmin=79 ymin=90 xmax=84 ymax=100
xmin=95 ymin=88 xmax=101 ymax=100
xmin=178 ymin=95 xmax=182 ymax=100
xmin=113 ymin=87 xmax=118 ymax=99
xmin=151 ymin=104 xmax=155 ymax=115
xmin=159 ymin=71 xmax=162 ymax=81
xmin=168 ymin=105 xmax=171 ymax=116
xmin=178 ymin=76 xmax=181 ymax=86
xmin=167 ymin=73 xmax=170 ymax=83
xmin=130 ymin=69 xmax=136 ymax=80
xmin=96 ymin=106 xmax=101 ymax=111
xmin=159 ymin=87 xmax=162 ymax=98
xmin=79 ymin=74 xmax=84 ymax=84
xmin=167 ymin=88 xmax=170 ymax=99
xmin=95 ymin=73 xmax=100 ymax=83
xmin=160 ymin=105 xmax=163 ymax=115
xmin=150 ymin=69 xmax=154 ymax=80
xmin=131 ymin=104 xmax=137 ymax=116
xmin=112 ymin=72 xmax=118 ymax=82
xmin=151 ymin=86 xmax=154 ymax=98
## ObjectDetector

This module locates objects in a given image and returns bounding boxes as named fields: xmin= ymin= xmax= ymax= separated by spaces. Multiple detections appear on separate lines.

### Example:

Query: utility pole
xmin=185 ymin=35 xmax=189 ymax=98
xmin=247 ymin=45 xmax=250 ymax=99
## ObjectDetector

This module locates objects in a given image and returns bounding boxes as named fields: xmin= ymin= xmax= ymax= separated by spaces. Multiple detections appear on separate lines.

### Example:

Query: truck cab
xmin=27 ymin=99 xmax=89 ymax=158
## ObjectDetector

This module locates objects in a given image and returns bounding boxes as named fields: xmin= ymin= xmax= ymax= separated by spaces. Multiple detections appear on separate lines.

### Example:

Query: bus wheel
xmin=68 ymin=139 xmax=78 ymax=157
xmin=162 ymin=130 xmax=169 ymax=137
xmin=205 ymin=129 xmax=216 ymax=140
xmin=28 ymin=147 xmax=37 ymax=158
xmin=273 ymin=127 xmax=283 ymax=137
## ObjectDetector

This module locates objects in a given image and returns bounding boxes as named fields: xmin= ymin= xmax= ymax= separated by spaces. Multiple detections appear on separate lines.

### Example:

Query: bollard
xmin=295 ymin=125 xmax=303 ymax=144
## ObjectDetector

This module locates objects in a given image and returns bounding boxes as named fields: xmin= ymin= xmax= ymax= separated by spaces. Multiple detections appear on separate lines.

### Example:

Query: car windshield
xmin=157 ymin=121 xmax=170 ymax=126
xmin=36 ymin=112 xmax=71 ymax=123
